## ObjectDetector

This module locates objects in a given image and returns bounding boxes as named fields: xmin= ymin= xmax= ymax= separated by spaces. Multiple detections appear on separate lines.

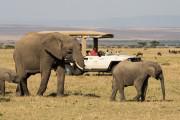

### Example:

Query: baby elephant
xmin=0 ymin=68 xmax=17 ymax=96
xmin=111 ymin=60 xmax=165 ymax=102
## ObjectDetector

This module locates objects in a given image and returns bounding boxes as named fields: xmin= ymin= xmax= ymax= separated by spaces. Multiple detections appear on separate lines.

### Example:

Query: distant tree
xmin=137 ymin=41 xmax=147 ymax=48
xmin=150 ymin=40 xmax=160 ymax=48
xmin=0 ymin=43 xmax=3 ymax=49
xmin=4 ymin=45 xmax=15 ymax=49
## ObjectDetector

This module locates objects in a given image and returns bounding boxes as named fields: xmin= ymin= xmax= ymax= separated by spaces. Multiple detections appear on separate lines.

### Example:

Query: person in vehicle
xmin=105 ymin=49 xmax=110 ymax=55
xmin=86 ymin=50 xmax=91 ymax=56
xmin=90 ymin=48 xmax=98 ymax=56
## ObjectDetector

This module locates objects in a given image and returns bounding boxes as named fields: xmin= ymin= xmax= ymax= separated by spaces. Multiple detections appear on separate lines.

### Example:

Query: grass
xmin=0 ymin=48 xmax=180 ymax=120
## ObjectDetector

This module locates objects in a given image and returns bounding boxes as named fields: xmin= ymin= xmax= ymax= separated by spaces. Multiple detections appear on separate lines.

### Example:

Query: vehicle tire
xmin=65 ymin=64 xmax=73 ymax=75
xmin=109 ymin=61 xmax=120 ymax=72
xmin=111 ymin=65 xmax=116 ymax=73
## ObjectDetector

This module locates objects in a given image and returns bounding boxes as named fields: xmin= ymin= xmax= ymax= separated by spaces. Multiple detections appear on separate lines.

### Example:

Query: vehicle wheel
xmin=65 ymin=64 xmax=73 ymax=75
xmin=109 ymin=62 xmax=120 ymax=73
xmin=111 ymin=65 xmax=116 ymax=73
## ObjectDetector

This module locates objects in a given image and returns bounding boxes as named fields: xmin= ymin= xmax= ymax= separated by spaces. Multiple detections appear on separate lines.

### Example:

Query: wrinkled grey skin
xmin=0 ymin=68 xmax=17 ymax=96
xmin=111 ymin=61 xmax=165 ymax=102
xmin=13 ymin=32 xmax=84 ymax=96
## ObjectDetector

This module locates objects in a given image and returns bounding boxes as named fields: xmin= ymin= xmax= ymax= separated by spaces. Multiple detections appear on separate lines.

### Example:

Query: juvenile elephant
xmin=0 ymin=68 xmax=17 ymax=96
xmin=111 ymin=60 xmax=165 ymax=102
xmin=14 ymin=32 xmax=84 ymax=96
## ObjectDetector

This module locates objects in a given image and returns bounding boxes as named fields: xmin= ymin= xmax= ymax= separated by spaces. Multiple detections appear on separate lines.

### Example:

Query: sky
xmin=0 ymin=0 xmax=180 ymax=26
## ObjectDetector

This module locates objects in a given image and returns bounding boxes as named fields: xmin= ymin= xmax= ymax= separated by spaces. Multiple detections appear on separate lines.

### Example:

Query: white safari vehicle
xmin=39 ymin=31 xmax=140 ymax=75
xmin=84 ymin=55 xmax=140 ymax=72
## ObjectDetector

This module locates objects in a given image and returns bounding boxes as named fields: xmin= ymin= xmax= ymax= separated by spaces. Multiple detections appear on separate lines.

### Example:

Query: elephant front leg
xmin=110 ymin=85 xmax=118 ymax=101
xmin=16 ymin=83 xmax=24 ymax=96
xmin=0 ymin=80 xmax=5 ymax=96
xmin=119 ymin=86 xmax=126 ymax=102
xmin=37 ymin=69 xmax=51 ymax=96
xmin=56 ymin=65 xmax=65 ymax=96
xmin=133 ymin=79 xmax=144 ymax=101
xmin=37 ymin=57 xmax=54 ymax=96
xmin=141 ymin=79 xmax=148 ymax=101
xmin=133 ymin=90 xmax=141 ymax=101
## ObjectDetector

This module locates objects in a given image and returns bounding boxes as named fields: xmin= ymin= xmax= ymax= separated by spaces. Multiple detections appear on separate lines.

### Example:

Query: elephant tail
xmin=13 ymin=50 xmax=25 ymax=77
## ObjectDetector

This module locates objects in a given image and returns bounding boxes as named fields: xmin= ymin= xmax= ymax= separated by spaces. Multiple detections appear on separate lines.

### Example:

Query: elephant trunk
xmin=159 ymin=73 xmax=165 ymax=100
xmin=71 ymin=57 xmax=84 ymax=75
xmin=72 ymin=45 xmax=85 ymax=72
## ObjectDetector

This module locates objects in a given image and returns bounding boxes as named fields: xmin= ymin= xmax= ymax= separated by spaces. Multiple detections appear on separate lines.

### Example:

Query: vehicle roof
xmin=38 ymin=31 xmax=114 ymax=39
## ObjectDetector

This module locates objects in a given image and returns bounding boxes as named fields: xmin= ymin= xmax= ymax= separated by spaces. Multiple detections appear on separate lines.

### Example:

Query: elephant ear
xmin=146 ymin=67 xmax=156 ymax=78
xmin=43 ymin=37 xmax=63 ymax=60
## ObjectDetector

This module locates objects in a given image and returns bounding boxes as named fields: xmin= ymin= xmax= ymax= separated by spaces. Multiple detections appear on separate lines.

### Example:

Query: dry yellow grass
xmin=0 ymin=48 xmax=180 ymax=120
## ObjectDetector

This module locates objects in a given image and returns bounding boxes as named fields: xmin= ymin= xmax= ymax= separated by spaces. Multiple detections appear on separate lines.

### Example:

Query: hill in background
xmin=0 ymin=24 xmax=180 ymax=41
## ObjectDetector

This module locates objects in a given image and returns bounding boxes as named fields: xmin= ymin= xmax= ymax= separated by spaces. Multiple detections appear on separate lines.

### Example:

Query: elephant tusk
xmin=75 ymin=61 xmax=84 ymax=71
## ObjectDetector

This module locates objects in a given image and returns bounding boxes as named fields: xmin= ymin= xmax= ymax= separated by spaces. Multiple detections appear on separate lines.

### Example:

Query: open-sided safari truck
xmin=39 ymin=31 xmax=140 ymax=75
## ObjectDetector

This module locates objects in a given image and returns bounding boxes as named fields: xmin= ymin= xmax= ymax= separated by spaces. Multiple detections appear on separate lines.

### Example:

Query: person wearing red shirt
xmin=90 ymin=48 xmax=98 ymax=56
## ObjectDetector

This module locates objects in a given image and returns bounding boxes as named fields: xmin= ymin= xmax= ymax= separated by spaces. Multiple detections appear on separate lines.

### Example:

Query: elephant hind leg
xmin=17 ymin=74 xmax=30 ymax=96
xmin=16 ymin=83 xmax=24 ymax=96
xmin=110 ymin=77 xmax=119 ymax=101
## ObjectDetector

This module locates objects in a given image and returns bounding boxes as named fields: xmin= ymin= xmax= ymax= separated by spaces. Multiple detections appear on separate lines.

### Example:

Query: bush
xmin=4 ymin=45 xmax=15 ymax=49
xmin=0 ymin=45 xmax=15 ymax=49
xmin=150 ymin=41 xmax=160 ymax=48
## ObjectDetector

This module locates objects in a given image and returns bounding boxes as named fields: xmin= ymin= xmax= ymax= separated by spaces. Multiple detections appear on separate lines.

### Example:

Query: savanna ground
xmin=0 ymin=48 xmax=180 ymax=120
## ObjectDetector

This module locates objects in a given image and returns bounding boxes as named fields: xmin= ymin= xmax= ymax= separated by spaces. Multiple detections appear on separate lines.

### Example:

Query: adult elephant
xmin=13 ymin=32 xmax=84 ymax=96
xmin=111 ymin=60 xmax=165 ymax=102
